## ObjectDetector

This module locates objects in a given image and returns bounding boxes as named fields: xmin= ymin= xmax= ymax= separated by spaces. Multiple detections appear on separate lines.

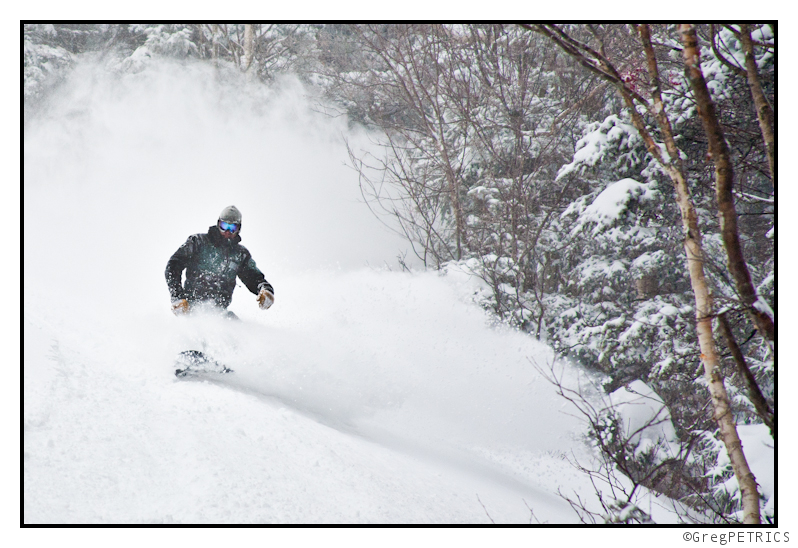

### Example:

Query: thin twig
xmin=476 ymin=494 xmax=496 ymax=524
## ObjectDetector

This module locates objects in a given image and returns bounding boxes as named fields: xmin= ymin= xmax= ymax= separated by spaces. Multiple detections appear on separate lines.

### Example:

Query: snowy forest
xmin=24 ymin=24 xmax=775 ymax=526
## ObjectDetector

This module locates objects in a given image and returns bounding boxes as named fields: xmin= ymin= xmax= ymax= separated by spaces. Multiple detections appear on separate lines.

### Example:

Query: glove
xmin=257 ymin=288 xmax=274 ymax=310
xmin=171 ymin=299 xmax=190 ymax=315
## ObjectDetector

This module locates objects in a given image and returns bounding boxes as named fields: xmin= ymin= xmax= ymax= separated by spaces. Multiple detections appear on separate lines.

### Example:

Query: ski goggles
xmin=218 ymin=221 xmax=240 ymax=233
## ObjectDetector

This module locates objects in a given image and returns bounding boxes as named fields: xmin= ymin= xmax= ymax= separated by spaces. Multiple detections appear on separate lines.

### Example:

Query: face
xmin=218 ymin=221 xmax=240 ymax=239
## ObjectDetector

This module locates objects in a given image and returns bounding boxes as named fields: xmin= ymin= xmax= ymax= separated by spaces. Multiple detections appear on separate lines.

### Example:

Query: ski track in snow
xmin=23 ymin=58 xmax=606 ymax=524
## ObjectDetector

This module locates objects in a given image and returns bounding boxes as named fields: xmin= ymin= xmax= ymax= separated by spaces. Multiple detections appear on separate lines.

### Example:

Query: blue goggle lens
xmin=219 ymin=221 xmax=239 ymax=232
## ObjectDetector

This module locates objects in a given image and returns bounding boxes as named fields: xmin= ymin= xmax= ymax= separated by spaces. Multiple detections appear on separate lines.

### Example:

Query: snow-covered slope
xmin=24 ymin=266 xmax=594 ymax=524
xmin=23 ymin=57 xmax=709 ymax=525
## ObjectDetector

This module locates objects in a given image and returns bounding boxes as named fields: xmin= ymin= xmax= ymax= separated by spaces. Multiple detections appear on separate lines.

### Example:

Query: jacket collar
xmin=207 ymin=225 xmax=241 ymax=245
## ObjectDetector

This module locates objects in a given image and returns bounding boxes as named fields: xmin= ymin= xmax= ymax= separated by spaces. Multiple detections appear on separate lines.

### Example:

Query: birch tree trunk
xmin=210 ymin=24 xmax=220 ymax=64
xmin=242 ymin=24 xmax=255 ymax=73
xmin=679 ymin=24 xmax=774 ymax=345
xmin=671 ymin=24 xmax=760 ymax=525
xmin=739 ymin=24 xmax=775 ymax=185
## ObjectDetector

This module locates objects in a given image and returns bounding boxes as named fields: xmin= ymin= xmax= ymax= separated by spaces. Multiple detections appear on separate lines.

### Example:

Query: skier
xmin=166 ymin=205 xmax=274 ymax=320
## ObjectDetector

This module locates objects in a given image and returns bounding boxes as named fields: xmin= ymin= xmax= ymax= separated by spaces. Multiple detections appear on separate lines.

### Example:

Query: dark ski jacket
xmin=166 ymin=225 xmax=273 ymax=309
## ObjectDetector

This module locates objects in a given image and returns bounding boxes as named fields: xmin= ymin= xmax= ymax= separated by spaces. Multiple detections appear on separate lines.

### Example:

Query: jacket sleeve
xmin=238 ymin=250 xmax=273 ymax=296
xmin=165 ymin=235 xmax=197 ymax=301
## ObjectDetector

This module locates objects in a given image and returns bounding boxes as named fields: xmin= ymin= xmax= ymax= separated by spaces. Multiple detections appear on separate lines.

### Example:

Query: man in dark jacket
xmin=166 ymin=205 xmax=274 ymax=319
